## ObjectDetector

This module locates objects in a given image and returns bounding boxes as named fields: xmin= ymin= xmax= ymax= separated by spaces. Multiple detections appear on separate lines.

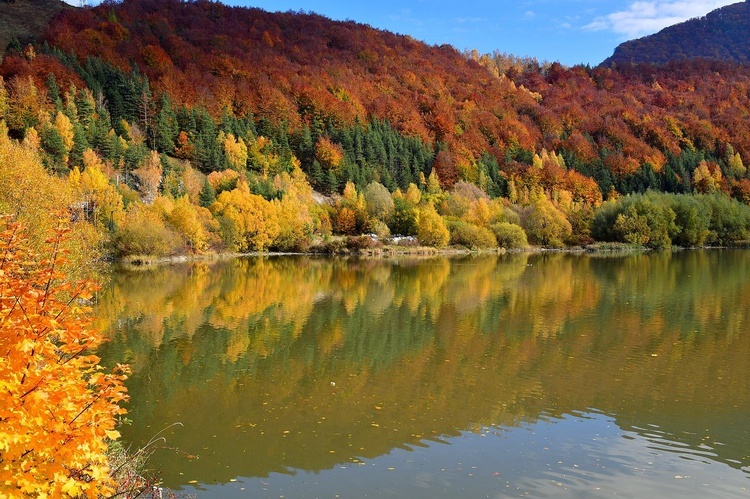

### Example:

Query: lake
xmin=96 ymin=251 xmax=750 ymax=497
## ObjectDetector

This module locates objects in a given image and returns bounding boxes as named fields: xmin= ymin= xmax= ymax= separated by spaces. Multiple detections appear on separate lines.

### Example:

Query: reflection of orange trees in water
xmin=98 ymin=252 xmax=750 ymax=379
xmin=98 ymin=258 xmax=330 ymax=367
xmin=97 ymin=256 xmax=529 ymax=372
xmin=97 ymin=252 xmax=750 ymax=483
xmin=501 ymin=253 xmax=601 ymax=339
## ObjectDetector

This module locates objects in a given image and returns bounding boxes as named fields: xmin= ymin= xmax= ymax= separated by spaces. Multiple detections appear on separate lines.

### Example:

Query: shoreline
xmin=114 ymin=242 xmax=659 ymax=268
xmin=116 ymin=242 xmax=750 ymax=268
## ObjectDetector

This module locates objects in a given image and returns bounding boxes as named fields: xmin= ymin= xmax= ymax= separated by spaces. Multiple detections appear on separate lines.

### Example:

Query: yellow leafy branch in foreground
xmin=0 ymin=216 xmax=129 ymax=498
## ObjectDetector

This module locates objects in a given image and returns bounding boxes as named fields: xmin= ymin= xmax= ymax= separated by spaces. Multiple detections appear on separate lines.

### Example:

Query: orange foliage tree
xmin=0 ymin=218 xmax=129 ymax=497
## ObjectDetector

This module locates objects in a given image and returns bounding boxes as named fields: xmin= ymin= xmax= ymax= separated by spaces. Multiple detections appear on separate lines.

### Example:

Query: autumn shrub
xmin=0 ymin=218 xmax=129 ymax=497
xmin=592 ymin=192 xmax=679 ymax=249
xmin=668 ymin=194 xmax=711 ymax=247
xmin=492 ymin=222 xmax=528 ymax=249
xmin=391 ymin=196 xmax=418 ymax=236
xmin=416 ymin=204 xmax=450 ymax=248
xmin=366 ymin=219 xmax=391 ymax=239
xmin=167 ymin=196 xmax=212 ymax=252
xmin=447 ymin=220 xmax=498 ymax=249
xmin=115 ymin=204 xmax=184 ymax=257
xmin=363 ymin=181 xmax=395 ymax=224
xmin=273 ymin=197 xmax=314 ymax=251
xmin=346 ymin=235 xmax=383 ymax=251
xmin=210 ymin=183 xmax=280 ymax=251
xmin=517 ymin=190 xmax=573 ymax=247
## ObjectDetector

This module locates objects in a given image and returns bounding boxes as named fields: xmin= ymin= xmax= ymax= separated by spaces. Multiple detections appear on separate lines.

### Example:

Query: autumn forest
xmin=3 ymin=0 xmax=750 ymax=494
xmin=2 ymin=0 xmax=750 ymax=260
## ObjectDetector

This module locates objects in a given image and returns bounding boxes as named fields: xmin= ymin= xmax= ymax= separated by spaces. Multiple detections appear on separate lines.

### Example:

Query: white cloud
xmin=584 ymin=1 xmax=740 ymax=38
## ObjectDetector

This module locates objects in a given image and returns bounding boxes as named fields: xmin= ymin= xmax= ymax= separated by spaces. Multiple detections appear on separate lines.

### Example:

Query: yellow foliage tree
xmin=168 ymin=196 xmax=210 ymax=252
xmin=69 ymin=151 xmax=125 ymax=230
xmin=182 ymin=165 xmax=205 ymax=204
xmin=54 ymin=110 xmax=74 ymax=157
xmin=404 ymin=183 xmax=422 ymax=205
xmin=21 ymin=126 xmax=40 ymax=152
xmin=274 ymin=195 xmax=314 ymax=251
xmin=1 ymin=125 xmax=70 ymax=245
xmin=417 ymin=204 xmax=450 ymax=248
xmin=692 ymin=160 xmax=723 ymax=194
xmin=211 ymin=182 xmax=279 ymax=251
xmin=0 ymin=125 xmax=102 ymax=279
xmin=207 ymin=169 xmax=240 ymax=193
xmin=519 ymin=189 xmax=573 ymax=247
xmin=334 ymin=207 xmax=358 ymax=235
xmin=427 ymin=170 xmax=442 ymax=195
xmin=247 ymin=136 xmax=285 ymax=176
xmin=315 ymin=136 xmax=344 ymax=170
xmin=462 ymin=197 xmax=492 ymax=227
xmin=7 ymin=76 xmax=45 ymax=132
xmin=0 ymin=218 xmax=129 ymax=497
xmin=0 ymin=77 xmax=8 ymax=121
xmin=336 ymin=181 xmax=368 ymax=233
xmin=222 ymin=133 xmax=248 ymax=171
xmin=342 ymin=181 xmax=358 ymax=203
xmin=133 ymin=150 xmax=163 ymax=204
xmin=727 ymin=150 xmax=746 ymax=178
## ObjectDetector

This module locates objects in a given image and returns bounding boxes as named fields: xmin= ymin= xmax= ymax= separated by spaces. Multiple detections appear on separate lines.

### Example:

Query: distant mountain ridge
xmin=603 ymin=1 xmax=750 ymax=66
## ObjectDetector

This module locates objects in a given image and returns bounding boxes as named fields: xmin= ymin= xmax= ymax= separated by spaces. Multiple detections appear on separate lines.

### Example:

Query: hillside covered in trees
xmin=2 ymin=0 xmax=750 ymax=257
xmin=603 ymin=1 xmax=750 ymax=66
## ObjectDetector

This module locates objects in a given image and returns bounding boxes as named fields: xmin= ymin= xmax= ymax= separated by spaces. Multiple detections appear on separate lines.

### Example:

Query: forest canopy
xmin=1 ymin=0 xmax=750 ymax=255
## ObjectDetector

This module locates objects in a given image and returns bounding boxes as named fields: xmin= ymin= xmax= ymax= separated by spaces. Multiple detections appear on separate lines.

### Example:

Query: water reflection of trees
xmin=96 ymin=251 xmax=750 ymax=485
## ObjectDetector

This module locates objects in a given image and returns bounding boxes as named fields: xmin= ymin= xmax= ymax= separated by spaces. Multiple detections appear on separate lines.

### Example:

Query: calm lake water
xmin=96 ymin=251 xmax=750 ymax=498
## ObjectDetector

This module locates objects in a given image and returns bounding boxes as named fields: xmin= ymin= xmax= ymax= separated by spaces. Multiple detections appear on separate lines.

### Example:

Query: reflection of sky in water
xmin=184 ymin=412 xmax=750 ymax=498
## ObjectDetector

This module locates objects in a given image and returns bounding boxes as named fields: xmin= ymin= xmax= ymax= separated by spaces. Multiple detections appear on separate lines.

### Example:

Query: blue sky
xmin=68 ymin=1 xmax=742 ymax=65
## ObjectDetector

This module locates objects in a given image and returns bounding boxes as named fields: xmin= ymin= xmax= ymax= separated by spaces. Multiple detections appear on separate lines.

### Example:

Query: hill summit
xmin=0 ymin=0 xmax=71 ymax=57
xmin=603 ymin=1 xmax=750 ymax=66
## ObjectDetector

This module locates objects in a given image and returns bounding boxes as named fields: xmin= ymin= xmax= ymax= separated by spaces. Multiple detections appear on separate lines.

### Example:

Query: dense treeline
xmin=3 ymin=71 xmax=750 ymax=259
xmin=2 ymin=0 xmax=750 ymax=257
xmin=3 ymin=0 xmax=747 ymax=198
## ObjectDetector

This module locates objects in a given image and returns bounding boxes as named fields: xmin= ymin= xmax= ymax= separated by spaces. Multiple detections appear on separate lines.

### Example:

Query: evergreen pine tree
xmin=199 ymin=179 xmax=217 ymax=208
xmin=46 ymin=74 xmax=62 ymax=110
xmin=41 ymin=127 xmax=67 ymax=173
xmin=69 ymin=123 xmax=89 ymax=168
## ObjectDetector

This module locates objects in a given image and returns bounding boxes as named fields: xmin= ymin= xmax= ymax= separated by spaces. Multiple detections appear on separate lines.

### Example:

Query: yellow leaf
xmin=105 ymin=430 xmax=121 ymax=440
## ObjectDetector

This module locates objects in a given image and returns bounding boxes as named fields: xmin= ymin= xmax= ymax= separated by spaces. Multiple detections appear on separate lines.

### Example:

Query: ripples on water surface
xmin=96 ymin=251 xmax=750 ymax=497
